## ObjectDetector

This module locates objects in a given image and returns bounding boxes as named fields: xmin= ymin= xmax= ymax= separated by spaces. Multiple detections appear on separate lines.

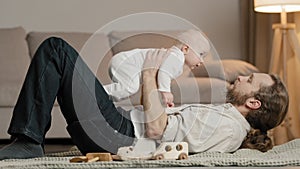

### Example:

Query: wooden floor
xmin=45 ymin=138 xmax=75 ymax=153
xmin=44 ymin=144 xmax=74 ymax=154
xmin=0 ymin=139 xmax=75 ymax=154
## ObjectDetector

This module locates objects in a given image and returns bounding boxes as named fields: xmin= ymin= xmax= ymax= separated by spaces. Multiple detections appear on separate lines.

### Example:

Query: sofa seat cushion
xmin=172 ymin=77 xmax=229 ymax=104
xmin=0 ymin=80 xmax=23 ymax=106
xmin=0 ymin=26 xmax=30 ymax=106
xmin=114 ymin=76 xmax=229 ymax=106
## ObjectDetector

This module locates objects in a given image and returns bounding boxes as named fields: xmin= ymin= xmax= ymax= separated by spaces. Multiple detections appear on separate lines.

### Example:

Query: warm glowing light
xmin=254 ymin=0 xmax=300 ymax=13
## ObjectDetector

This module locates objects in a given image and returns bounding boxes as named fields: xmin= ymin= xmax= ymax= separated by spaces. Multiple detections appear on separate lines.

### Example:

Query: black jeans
xmin=7 ymin=37 xmax=135 ymax=154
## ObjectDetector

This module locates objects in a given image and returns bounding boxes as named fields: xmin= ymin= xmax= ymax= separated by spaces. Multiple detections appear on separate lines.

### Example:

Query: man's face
xmin=226 ymin=73 xmax=273 ymax=105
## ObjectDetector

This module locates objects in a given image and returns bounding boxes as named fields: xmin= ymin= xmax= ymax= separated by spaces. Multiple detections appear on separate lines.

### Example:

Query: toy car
xmin=152 ymin=142 xmax=188 ymax=160
xmin=117 ymin=141 xmax=188 ymax=160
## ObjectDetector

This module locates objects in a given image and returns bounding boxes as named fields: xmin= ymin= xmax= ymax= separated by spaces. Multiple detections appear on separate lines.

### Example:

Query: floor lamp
xmin=254 ymin=0 xmax=300 ymax=144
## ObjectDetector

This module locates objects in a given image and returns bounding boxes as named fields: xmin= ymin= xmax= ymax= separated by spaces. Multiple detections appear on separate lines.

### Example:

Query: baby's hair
xmin=175 ymin=29 xmax=211 ymax=57
xmin=173 ymin=39 xmax=185 ymax=49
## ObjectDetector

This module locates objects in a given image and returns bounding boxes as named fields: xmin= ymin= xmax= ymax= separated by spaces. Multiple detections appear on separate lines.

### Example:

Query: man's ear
xmin=245 ymin=97 xmax=261 ymax=110
xmin=181 ymin=45 xmax=189 ymax=54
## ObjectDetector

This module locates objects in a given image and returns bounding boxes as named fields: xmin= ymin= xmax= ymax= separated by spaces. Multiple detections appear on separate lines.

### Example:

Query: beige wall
xmin=0 ymin=0 xmax=242 ymax=60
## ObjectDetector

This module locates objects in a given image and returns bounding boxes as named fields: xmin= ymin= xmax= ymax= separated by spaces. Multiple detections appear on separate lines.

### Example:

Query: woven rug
xmin=1 ymin=139 xmax=300 ymax=169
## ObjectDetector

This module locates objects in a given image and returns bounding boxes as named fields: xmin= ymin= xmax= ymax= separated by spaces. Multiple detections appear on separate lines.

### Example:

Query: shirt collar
xmin=225 ymin=103 xmax=251 ymax=132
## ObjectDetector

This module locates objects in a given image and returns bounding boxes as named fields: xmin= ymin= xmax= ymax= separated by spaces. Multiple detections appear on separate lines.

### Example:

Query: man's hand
xmin=142 ymin=49 xmax=169 ymax=77
xmin=142 ymin=49 xmax=169 ymax=139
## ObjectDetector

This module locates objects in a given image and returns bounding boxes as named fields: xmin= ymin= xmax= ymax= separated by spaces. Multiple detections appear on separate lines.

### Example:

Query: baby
xmin=104 ymin=29 xmax=211 ymax=107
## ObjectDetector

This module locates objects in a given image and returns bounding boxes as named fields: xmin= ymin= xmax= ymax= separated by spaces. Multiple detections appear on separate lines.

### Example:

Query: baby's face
xmin=184 ymin=49 xmax=204 ymax=69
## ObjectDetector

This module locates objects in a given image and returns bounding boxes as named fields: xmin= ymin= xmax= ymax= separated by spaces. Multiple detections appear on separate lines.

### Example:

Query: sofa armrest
xmin=190 ymin=59 xmax=259 ymax=83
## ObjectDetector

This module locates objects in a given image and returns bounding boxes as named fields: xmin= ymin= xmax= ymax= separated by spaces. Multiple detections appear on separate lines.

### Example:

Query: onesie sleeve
xmin=157 ymin=52 xmax=184 ymax=92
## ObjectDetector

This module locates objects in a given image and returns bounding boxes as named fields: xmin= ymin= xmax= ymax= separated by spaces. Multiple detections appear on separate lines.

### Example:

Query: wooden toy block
xmin=86 ymin=152 xmax=113 ymax=161
xmin=69 ymin=152 xmax=113 ymax=163
xmin=69 ymin=156 xmax=88 ymax=163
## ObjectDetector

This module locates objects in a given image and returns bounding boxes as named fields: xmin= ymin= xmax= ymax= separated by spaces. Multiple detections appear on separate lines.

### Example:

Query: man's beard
xmin=226 ymin=87 xmax=252 ymax=106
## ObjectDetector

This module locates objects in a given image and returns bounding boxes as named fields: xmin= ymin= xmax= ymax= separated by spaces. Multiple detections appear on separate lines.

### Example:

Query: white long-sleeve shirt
xmin=103 ymin=46 xmax=185 ymax=101
xmin=130 ymin=103 xmax=251 ymax=153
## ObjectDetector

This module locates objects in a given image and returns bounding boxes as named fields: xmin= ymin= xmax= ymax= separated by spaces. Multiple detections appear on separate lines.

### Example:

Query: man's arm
xmin=142 ymin=49 xmax=169 ymax=139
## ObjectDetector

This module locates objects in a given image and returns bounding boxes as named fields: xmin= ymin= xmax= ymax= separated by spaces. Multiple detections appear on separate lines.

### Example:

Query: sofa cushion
xmin=108 ymin=30 xmax=218 ymax=61
xmin=0 ymin=82 xmax=24 ymax=107
xmin=27 ymin=31 xmax=114 ymax=84
xmin=108 ymin=30 xmax=181 ymax=55
xmin=0 ymin=26 xmax=30 ymax=106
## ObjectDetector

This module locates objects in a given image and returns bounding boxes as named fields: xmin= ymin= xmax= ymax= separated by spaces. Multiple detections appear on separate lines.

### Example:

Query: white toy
xmin=117 ymin=142 xmax=188 ymax=160
xmin=152 ymin=142 xmax=188 ymax=160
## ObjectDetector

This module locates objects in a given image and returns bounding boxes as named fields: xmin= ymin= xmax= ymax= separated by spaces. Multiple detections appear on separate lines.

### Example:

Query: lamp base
xmin=272 ymin=23 xmax=295 ymax=29
xmin=269 ymin=23 xmax=300 ymax=77
xmin=268 ymin=23 xmax=300 ymax=145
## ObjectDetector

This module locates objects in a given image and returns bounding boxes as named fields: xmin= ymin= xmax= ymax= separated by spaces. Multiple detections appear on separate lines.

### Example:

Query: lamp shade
xmin=254 ymin=0 xmax=300 ymax=13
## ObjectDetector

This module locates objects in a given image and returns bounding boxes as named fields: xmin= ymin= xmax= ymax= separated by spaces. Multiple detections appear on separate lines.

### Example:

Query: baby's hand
xmin=161 ymin=92 xmax=175 ymax=107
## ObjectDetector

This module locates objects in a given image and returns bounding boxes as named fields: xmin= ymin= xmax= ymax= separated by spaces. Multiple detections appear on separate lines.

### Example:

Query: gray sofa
xmin=0 ymin=26 xmax=259 ymax=139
